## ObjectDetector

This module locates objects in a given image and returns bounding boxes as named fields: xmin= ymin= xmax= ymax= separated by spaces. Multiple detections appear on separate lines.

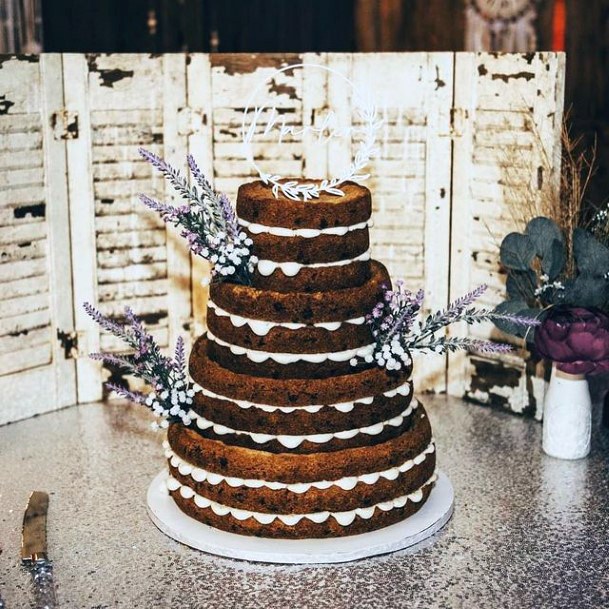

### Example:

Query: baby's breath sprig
xmin=84 ymin=302 xmax=195 ymax=430
xmin=138 ymin=148 xmax=257 ymax=284
xmin=533 ymin=274 xmax=566 ymax=298
xmin=354 ymin=283 xmax=540 ymax=371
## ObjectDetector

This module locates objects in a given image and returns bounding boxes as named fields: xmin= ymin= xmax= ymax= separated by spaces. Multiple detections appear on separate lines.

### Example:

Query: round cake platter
xmin=146 ymin=470 xmax=454 ymax=564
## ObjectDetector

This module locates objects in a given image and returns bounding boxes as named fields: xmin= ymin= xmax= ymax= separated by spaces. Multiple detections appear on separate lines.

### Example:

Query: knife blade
xmin=21 ymin=491 xmax=57 ymax=609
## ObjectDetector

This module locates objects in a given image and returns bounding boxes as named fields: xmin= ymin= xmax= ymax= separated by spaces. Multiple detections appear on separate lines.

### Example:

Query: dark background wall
xmin=41 ymin=0 xmax=356 ymax=54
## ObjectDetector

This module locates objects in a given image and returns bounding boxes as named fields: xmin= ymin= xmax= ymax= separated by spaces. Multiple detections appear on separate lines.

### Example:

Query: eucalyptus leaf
xmin=573 ymin=227 xmax=609 ymax=276
xmin=541 ymin=238 xmax=567 ymax=280
xmin=506 ymin=269 xmax=537 ymax=302
xmin=561 ymin=275 xmax=609 ymax=309
xmin=526 ymin=217 xmax=564 ymax=251
xmin=500 ymin=232 xmax=536 ymax=271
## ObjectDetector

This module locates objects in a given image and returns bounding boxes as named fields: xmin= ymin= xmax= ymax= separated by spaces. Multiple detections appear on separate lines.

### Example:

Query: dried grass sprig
xmin=500 ymin=114 xmax=597 ymax=275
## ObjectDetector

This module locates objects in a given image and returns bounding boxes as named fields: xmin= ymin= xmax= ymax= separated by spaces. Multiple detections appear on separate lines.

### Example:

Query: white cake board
xmin=147 ymin=470 xmax=454 ymax=564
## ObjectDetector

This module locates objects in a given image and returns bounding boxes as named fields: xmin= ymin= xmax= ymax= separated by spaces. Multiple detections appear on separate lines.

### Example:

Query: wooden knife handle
xmin=32 ymin=562 xmax=57 ymax=609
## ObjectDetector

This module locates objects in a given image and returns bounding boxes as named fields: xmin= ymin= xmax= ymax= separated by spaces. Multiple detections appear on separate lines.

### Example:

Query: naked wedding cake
xmin=164 ymin=181 xmax=437 ymax=539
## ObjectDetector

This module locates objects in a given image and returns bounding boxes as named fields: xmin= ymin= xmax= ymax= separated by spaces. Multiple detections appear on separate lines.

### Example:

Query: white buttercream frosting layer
xmin=166 ymin=471 xmax=437 ymax=526
xmin=188 ymin=400 xmax=418 ymax=448
xmin=207 ymin=299 xmax=366 ymax=337
xmin=207 ymin=329 xmax=375 ymax=365
xmin=193 ymin=380 xmax=412 ymax=413
xmin=239 ymin=217 xmax=372 ymax=238
xmin=165 ymin=441 xmax=435 ymax=493
xmin=256 ymin=250 xmax=370 ymax=277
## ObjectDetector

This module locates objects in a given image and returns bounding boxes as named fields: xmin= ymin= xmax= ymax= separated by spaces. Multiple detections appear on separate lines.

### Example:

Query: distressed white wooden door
xmin=449 ymin=52 xmax=565 ymax=418
xmin=198 ymin=52 xmax=453 ymax=391
xmin=0 ymin=55 xmax=76 ymax=425
xmin=341 ymin=53 xmax=453 ymax=392
xmin=64 ymin=53 xmax=192 ymax=403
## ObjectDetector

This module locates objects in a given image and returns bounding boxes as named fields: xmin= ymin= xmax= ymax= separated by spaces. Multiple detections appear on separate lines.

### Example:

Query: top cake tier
xmin=237 ymin=181 xmax=373 ymax=293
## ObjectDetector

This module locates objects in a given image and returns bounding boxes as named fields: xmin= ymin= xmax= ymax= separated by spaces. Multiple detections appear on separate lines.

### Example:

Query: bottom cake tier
xmin=164 ymin=401 xmax=436 ymax=539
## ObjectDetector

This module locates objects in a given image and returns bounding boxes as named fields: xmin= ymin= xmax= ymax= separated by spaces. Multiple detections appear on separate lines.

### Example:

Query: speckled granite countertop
xmin=0 ymin=396 xmax=608 ymax=609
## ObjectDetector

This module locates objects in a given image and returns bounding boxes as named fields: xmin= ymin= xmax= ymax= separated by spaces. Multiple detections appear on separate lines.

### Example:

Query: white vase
xmin=542 ymin=364 xmax=591 ymax=459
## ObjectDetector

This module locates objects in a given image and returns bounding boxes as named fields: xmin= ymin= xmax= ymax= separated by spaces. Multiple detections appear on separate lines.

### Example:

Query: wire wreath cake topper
xmin=241 ymin=62 xmax=383 ymax=201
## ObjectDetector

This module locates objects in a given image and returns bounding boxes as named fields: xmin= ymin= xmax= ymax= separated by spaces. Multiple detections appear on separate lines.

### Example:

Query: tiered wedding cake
xmin=164 ymin=180 xmax=436 ymax=538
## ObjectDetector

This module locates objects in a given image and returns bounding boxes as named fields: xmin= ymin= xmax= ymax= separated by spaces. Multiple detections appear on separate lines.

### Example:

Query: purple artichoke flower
xmin=534 ymin=306 xmax=609 ymax=375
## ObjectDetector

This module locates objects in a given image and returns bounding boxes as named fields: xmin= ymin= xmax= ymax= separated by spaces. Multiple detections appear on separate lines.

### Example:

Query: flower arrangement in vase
xmin=493 ymin=124 xmax=609 ymax=458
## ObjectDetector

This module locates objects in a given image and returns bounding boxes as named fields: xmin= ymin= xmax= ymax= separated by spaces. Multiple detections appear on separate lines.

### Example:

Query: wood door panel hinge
xmin=56 ymin=328 xmax=78 ymax=359
xmin=51 ymin=110 xmax=79 ymax=140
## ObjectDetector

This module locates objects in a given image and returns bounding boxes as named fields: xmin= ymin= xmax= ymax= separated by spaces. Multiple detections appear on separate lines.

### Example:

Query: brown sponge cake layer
xmin=167 ymin=404 xmax=431 ymax=483
xmin=189 ymin=336 xmax=410 ymax=407
xmin=237 ymin=180 xmax=371 ymax=229
xmin=205 ymin=338 xmax=373 ymax=380
xmin=189 ymin=408 xmax=414 ymax=454
xmin=247 ymin=227 xmax=369 ymax=264
xmin=209 ymin=259 xmax=389 ymax=324
xmin=206 ymin=307 xmax=373 ymax=354
xmin=192 ymin=388 xmax=413 ymax=435
xmin=251 ymin=259 xmax=371 ymax=293
xmin=169 ymin=449 xmax=435 ymax=514
xmin=169 ymin=479 xmax=433 ymax=539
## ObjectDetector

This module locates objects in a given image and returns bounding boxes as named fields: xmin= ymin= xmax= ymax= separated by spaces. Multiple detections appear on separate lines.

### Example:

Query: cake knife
xmin=21 ymin=491 xmax=57 ymax=609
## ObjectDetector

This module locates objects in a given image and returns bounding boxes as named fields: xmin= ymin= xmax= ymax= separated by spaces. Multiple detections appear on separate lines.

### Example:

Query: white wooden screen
xmin=64 ymin=53 xmax=193 ymax=403
xmin=0 ymin=55 xmax=76 ymax=425
xmin=449 ymin=53 xmax=565 ymax=418
xmin=0 ymin=52 xmax=565 ymax=425
xmin=203 ymin=53 xmax=454 ymax=390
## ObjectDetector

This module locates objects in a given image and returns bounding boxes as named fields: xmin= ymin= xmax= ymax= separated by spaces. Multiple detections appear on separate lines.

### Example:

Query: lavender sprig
xmin=218 ymin=192 xmax=240 ymax=239
xmin=186 ymin=153 xmax=227 ymax=230
xmin=357 ymin=282 xmax=540 ymax=371
xmin=83 ymin=301 xmax=125 ymax=336
xmin=138 ymin=148 xmax=257 ymax=284
xmin=84 ymin=302 xmax=194 ymax=429
xmin=173 ymin=335 xmax=186 ymax=373
xmin=105 ymin=382 xmax=146 ymax=405
xmin=140 ymin=148 xmax=201 ymax=207
xmin=413 ymin=336 xmax=514 ymax=355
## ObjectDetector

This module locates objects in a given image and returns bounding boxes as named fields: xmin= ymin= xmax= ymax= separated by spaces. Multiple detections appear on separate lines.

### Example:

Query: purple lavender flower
xmin=438 ymin=284 xmax=489 ymax=324
xmin=138 ymin=149 xmax=255 ymax=285
xmin=187 ymin=154 xmax=214 ymax=193
xmin=105 ymin=383 xmax=146 ymax=404
xmin=356 ymin=282 xmax=536 ymax=371
xmin=173 ymin=335 xmax=186 ymax=373
xmin=219 ymin=193 xmax=240 ymax=238
xmin=83 ymin=301 xmax=124 ymax=336
xmin=83 ymin=303 xmax=194 ymax=428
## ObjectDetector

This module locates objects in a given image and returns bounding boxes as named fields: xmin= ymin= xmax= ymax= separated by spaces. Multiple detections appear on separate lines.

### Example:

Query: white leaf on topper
xmin=241 ymin=63 xmax=383 ymax=201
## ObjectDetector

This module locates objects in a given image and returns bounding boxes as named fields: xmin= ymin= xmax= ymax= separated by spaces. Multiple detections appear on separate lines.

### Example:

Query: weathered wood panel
xmin=202 ymin=53 xmax=453 ymax=391
xmin=347 ymin=53 xmax=453 ymax=391
xmin=449 ymin=52 xmax=565 ymax=418
xmin=0 ymin=54 xmax=77 ymax=425
xmin=68 ymin=53 xmax=193 ymax=402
